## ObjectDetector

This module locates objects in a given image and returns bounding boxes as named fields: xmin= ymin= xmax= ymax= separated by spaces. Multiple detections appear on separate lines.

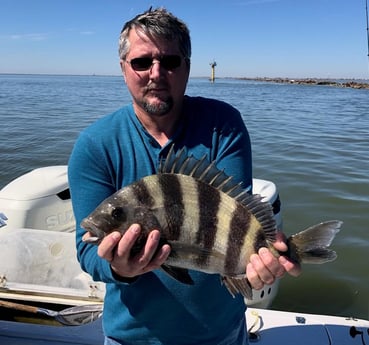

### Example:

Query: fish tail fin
xmin=222 ymin=275 xmax=253 ymax=300
xmin=286 ymin=220 xmax=342 ymax=264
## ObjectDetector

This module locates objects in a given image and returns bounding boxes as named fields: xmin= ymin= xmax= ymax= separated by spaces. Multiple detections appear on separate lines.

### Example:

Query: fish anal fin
xmin=161 ymin=264 xmax=194 ymax=285
xmin=222 ymin=275 xmax=253 ymax=300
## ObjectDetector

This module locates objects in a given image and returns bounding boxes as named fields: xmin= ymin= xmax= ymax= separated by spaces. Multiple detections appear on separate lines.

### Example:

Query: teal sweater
xmin=68 ymin=96 xmax=252 ymax=344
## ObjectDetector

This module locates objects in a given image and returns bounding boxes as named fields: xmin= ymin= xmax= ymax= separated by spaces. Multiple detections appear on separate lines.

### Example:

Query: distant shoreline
xmin=236 ymin=77 xmax=369 ymax=90
xmin=1 ymin=73 xmax=369 ymax=90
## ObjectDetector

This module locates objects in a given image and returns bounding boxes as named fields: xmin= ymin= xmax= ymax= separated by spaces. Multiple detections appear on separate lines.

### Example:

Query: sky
xmin=1 ymin=0 xmax=368 ymax=79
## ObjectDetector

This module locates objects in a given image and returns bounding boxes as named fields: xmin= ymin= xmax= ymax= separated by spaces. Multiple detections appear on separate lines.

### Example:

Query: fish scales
xmin=138 ymin=173 xmax=223 ymax=272
xmin=132 ymin=171 xmax=268 ymax=275
xmin=81 ymin=146 xmax=343 ymax=300
xmin=155 ymin=173 xmax=230 ymax=272
xmin=195 ymin=178 xmax=220 ymax=267
xmin=143 ymin=173 xmax=199 ymax=244
xmin=154 ymin=172 xmax=252 ymax=275
xmin=225 ymin=203 xmax=252 ymax=274
xmin=131 ymin=180 xmax=156 ymax=208
xmin=157 ymin=173 xmax=184 ymax=241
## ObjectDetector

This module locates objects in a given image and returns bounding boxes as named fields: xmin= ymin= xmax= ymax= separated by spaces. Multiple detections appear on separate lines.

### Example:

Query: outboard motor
xmin=253 ymin=178 xmax=282 ymax=230
xmin=0 ymin=166 xmax=75 ymax=232
xmin=246 ymin=178 xmax=282 ymax=308
xmin=0 ymin=167 xmax=105 ymax=300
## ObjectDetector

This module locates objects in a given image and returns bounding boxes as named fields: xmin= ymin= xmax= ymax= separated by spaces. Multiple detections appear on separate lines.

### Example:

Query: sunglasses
xmin=125 ymin=55 xmax=183 ymax=71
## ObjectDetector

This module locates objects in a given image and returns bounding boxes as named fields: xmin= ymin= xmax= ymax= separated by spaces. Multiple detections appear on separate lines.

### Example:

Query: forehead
xmin=126 ymin=29 xmax=180 ymax=57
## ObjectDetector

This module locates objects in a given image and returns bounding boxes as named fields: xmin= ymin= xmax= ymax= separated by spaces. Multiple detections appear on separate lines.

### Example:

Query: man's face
xmin=121 ymin=29 xmax=190 ymax=118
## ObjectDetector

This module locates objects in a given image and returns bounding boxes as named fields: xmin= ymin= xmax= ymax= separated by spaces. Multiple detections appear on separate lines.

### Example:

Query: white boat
xmin=0 ymin=167 xmax=368 ymax=345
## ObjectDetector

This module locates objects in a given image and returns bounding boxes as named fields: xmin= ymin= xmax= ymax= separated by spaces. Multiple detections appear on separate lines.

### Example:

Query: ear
xmin=120 ymin=60 xmax=126 ymax=82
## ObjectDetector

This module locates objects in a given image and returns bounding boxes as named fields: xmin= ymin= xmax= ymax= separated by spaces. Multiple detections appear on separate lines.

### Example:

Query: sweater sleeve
xmin=68 ymin=130 xmax=125 ymax=284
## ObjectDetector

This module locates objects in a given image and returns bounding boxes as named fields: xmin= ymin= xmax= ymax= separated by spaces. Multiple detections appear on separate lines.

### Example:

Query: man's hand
xmin=85 ymin=223 xmax=171 ymax=279
xmin=246 ymin=232 xmax=301 ymax=290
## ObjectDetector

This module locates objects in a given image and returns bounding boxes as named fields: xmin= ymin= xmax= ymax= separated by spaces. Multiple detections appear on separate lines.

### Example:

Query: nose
xmin=149 ymin=60 xmax=164 ymax=80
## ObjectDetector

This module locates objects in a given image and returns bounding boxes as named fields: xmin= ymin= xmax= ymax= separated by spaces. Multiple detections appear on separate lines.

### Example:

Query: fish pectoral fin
xmin=161 ymin=264 xmax=194 ymax=285
xmin=221 ymin=275 xmax=253 ymax=300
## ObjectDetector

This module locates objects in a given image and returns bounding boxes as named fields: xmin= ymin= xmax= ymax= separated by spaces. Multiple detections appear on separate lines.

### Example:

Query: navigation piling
xmin=210 ymin=61 xmax=217 ymax=82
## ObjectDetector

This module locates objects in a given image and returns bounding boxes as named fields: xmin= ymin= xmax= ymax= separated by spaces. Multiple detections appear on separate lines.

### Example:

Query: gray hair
xmin=118 ymin=7 xmax=191 ymax=63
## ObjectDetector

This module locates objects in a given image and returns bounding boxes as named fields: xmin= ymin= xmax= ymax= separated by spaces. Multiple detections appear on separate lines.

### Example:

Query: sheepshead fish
xmin=81 ymin=146 xmax=342 ymax=299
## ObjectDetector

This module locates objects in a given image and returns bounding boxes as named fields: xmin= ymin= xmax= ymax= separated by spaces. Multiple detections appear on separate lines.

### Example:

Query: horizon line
xmin=0 ymin=72 xmax=368 ymax=82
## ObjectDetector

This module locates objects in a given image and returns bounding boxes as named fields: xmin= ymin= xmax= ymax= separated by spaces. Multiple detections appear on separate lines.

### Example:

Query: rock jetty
xmin=239 ymin=77 xmax=369 ymax=90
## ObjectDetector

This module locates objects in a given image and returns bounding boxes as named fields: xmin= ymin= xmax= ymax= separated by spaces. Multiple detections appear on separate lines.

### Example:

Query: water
xmin=1 ymin=74 xmax=368 ymax=320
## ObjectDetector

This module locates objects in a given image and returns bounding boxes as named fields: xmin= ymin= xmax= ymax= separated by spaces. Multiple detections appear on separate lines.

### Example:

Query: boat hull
xmin=0 ymin=308 xmax=368 ymax=345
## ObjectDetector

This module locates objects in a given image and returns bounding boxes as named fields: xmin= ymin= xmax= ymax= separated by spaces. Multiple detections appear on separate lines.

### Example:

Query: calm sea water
xmin=0 ymin=74 xmax=368 ymax=320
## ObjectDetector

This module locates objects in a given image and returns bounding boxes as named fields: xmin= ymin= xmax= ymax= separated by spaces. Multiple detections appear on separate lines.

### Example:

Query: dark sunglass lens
xmin=130 ymin=57 xmax=153 ymax=71
xmin=161 ymin=55 xmax=181 ymax=70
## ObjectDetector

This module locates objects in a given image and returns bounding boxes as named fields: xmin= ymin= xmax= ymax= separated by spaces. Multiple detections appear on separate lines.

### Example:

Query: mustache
xmin=145 ymin=82 xmax=169 ymax=91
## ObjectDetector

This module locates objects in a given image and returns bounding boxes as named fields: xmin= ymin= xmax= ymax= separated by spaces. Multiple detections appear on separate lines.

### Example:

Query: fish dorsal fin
xmin=160 ymin=146 xmax=276 ymax=241
xmin=241 ymin=193 xmax=276 ymax=242
xmin=160 ymin=146 xmax=245 ymax=198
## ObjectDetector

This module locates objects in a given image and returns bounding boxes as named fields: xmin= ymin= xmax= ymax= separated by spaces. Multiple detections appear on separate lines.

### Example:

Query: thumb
xmin=273 ymin=231 xmax=288 ymax=252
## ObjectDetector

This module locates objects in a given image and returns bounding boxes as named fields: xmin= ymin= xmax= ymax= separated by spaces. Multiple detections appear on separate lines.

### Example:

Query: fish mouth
xmin=80 ymin=218 xmax=103 ymax=245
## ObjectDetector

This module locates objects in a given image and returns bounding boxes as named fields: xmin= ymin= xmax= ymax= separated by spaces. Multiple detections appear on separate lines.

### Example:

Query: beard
xmin=135 ymin=82 xmax=174 ymax=116
xmin=142 ymin=96 xmax=174 ymax=116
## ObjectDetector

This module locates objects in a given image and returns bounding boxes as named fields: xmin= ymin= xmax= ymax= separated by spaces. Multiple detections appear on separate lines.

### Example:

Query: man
xmin=69 ymin=7 xmax=299 ymax=345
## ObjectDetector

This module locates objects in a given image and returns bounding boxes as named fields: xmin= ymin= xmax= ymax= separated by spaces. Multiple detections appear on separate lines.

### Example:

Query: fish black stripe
xmin=158 ymin=174 xmax=184 ymax=240
xmin=253 ymin=229 xmax=267 ymax=254
xmin=224 ymin=204 xmax=251 ymax=274
xmin=132 ymin=180 xmax=155 ymax=208
xmin=195 ymin=180 xmax=220 ymax=266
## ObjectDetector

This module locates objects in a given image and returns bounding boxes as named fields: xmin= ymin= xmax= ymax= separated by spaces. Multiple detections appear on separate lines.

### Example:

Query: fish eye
xmin=111 ymin=207 xmax=126 ymax=222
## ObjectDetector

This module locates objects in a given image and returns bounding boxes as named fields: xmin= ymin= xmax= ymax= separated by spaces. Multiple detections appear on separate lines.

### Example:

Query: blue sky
xmin=1 ymin=0 xmax=368 ymax=79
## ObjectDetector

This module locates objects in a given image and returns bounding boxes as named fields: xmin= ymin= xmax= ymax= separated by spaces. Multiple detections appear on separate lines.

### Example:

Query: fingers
xmin=279 ymin=255 xmax=301 ymax=277
xmin=135 ymin=230 xmax=171 ymax=270
xmin=273 ymin=232 xmax=302 ymax=277
xmin=247 ymin=248 xmax=285 ymax=290
xmin=142 ymin=242 xmax=171 ymax=272
xmin=97 ymin=231 xmax=123 ymax=261
xmin=272 ymin=231 xmax=288 ymax=252
xmin=246 ymin=261 xmax=263 ymax=290
xmin=247 ymin=235 xmax=302 ymax=290
xmin=96 ymin=224 xmax=171 ymax=279
xmin=114 ymin=224 xmax=141 ymax=257
xmin=136 ymin=230 xmax=162 ymax=266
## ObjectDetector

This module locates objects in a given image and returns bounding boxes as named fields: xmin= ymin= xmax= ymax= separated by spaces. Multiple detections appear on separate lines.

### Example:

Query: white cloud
xmin=65 ymin=28 xmax=95 ymax=35
xmin=1 ymin=33 xmax=48 ymax=41
xmin=79 ymin=31 xmax=95 ymax=35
